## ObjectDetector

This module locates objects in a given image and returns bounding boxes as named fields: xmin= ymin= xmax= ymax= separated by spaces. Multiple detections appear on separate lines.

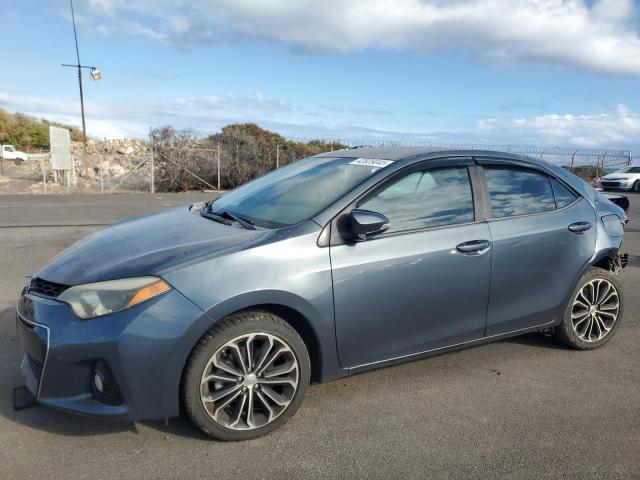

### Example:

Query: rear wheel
xmin=182 ymin=311 xmax=310 ymax=441
xmin=554 ymin=267 xmax=624 ymax=350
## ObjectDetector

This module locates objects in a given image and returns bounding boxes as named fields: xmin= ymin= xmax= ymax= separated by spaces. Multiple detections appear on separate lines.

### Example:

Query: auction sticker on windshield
xmin=349 ymin=158 xmax=394 ymax=168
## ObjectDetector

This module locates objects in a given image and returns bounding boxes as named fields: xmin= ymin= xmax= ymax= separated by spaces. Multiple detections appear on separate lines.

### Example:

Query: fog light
xmin=93 ymin=371 xmax=105 ymax=393
xmin=91 ymin=360 xmax=123 ymax=406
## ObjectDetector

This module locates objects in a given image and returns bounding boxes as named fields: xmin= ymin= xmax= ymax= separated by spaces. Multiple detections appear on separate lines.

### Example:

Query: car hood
xmin=36 ymin=206 xmax=267 ymax=285
xmin=603 ymin=173 xmax=634 ymax=180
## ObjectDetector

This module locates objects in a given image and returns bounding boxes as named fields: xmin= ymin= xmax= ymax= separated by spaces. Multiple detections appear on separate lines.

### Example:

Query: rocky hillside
xmin=2 ymin=122 xmax=346 ymax=193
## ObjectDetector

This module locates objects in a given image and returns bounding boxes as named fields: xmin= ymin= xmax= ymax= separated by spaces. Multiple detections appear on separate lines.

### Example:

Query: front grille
xmin=28 ymin=355 xmax=43 ymax=380
xmin=28 ymin=277 xmax=69 ymax=298
xmin=601 ymin=181 xmax=620 ymax=188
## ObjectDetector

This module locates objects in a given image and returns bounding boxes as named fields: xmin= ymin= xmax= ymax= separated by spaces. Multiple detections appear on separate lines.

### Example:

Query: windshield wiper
xmin=210 ymin=209 xmax=256 ymax=230
xmin=200 ymin=210 xmax=232 ymax=226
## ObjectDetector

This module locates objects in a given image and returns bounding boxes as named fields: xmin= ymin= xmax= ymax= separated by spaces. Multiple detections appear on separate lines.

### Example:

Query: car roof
xmin=313 ymin=146 xmax=536 ymax=163
xmin=314 ymin=146 xmax=454 ymax=161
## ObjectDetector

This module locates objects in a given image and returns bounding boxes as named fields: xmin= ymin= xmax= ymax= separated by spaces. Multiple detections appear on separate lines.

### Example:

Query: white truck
xmin=1 ymin=144 xmax=28 ymax=161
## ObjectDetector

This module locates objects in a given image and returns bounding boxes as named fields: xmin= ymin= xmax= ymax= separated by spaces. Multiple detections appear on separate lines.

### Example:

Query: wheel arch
xmin=591 ymin=252 xmax=622 ymax=272
xmin=233 ymin=304 xmax=323 ymax=384
xmin=179 ymin=289 xmax=341 ymax=391
xmin=555 ymin=248 xmax=622 ymax=329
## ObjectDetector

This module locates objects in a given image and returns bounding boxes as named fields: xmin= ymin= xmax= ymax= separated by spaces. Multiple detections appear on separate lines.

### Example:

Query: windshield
xmin=211 ymin=156 xmax=393 ymax=228
xmin=618 ymin=167 xmax=640 ymax=173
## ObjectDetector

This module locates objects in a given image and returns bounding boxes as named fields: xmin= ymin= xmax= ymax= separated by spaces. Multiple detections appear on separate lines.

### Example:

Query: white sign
xmin=349 ymin=158 xmax=394 ymax=168
xmin=49 ymin=126 xmax=72 ymax=170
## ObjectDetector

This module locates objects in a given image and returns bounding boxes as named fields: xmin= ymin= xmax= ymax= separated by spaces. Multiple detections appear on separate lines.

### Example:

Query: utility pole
xmin=100 ymin=154 xmax=104 ymax=193
xmin=62 ymin=0 xmax=101 ymax=147
xmin=71 ymin=0 xmax=85 ymax=145
xmin=217 ymin=142 xmax=221 ymax=190
xmin=569 ymin=151 xmax=577 ymax=173
xmin=149 ymin=128 xmax=155 ymax=193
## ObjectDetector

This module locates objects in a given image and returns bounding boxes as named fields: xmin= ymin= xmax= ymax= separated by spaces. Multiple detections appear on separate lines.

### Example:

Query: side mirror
xmin=349 ymin=209 xmax=389 ymax=239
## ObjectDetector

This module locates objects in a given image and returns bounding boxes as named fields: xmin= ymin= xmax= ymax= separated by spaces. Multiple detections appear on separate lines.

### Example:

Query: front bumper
xmin=16 ymin=288 xmax=210 ymax=422
xmin=600 ymin=180 xmax=635 ymax=191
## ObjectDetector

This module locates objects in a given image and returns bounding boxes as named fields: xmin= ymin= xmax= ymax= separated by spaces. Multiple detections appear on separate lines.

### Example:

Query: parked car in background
xmin=1 ymin=144 xmax=27 ymax=162
xmin=600 ymin=166 xmax=640 ymax=192
xmin=16 ymin=147 xmax=627 ymax=441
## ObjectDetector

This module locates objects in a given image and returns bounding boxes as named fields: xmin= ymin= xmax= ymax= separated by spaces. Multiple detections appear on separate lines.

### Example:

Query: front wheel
xmin=632 ymin=180 xmax=640 ymax=193
xmin=553 ymin=267 xmax=624 ymax=350
xmin=182 ymin=311 xmax=310 ymax=441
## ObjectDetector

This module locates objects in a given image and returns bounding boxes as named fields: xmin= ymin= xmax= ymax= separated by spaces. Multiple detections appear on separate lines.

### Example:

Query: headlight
xmin=57 ymin=277 xmax=171 ymax=319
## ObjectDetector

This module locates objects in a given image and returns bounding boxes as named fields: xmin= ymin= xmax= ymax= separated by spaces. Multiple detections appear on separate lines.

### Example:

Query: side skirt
xmin=347 ymin=320 xmax=557 ymax=375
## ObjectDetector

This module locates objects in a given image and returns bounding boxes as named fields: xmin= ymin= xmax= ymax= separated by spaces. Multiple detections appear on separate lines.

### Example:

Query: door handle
xmin=456 ymin=239 xmax=492 ymax=255
xmin=568 ymin=222 xmax=592 ymax=233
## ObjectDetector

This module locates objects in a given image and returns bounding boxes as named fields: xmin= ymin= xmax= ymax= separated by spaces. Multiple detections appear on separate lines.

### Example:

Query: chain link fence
xmin=0 ymin=134 xmax=633 ymax=194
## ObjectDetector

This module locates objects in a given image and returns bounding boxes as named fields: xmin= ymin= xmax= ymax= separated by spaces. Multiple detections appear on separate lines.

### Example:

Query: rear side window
xmin=484 ymin=167 xmax=555 ymax=218
xmin=359 ymin=167 xmax=474 ymax=233
xmin=550 ymin=178 xmax=578 ymax=208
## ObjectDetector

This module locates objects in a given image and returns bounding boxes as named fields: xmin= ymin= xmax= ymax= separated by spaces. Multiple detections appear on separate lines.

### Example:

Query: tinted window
xmin=619 ymin=167 xmax=640 ymax=173
xmin=359 ymin=167 xmax=474 ymax=233
xmin=484 ymin=167 xmax=555 ymax=218
xmin=551 ymin=178 xmax=578 ymax=208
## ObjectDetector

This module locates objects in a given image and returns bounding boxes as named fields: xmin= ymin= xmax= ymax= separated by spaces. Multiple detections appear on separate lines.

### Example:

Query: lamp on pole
xmin=62 ymin=0 xmax=101 ymax=146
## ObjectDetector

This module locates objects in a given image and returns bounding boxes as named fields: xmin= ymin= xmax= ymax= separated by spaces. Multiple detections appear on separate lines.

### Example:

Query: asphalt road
xmin=0 ymin=193 xmax=638 ymax=479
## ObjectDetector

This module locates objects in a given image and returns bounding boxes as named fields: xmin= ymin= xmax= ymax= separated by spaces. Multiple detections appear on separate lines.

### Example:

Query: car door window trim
xmin=549 ymin=177 xmax=581 ymax=211
xmin=324 ymin=158 xmax=484 ymax=246
xmin=476 ymin=159 xmax=583 ymax=221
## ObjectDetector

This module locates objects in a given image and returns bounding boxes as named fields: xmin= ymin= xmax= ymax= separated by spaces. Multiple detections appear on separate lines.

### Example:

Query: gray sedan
xmin=16 ymin=147 xmax=627 ymax=441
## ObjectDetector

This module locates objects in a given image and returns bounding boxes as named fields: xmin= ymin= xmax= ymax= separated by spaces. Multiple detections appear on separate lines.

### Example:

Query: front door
xmin=330 ymin=162 xmax=493 ymax=368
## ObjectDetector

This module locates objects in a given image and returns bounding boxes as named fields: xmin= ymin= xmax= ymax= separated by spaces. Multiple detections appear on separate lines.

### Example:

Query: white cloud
xmin=0 ymin=91 xmax=296 ymax=139
xmin=74 ymin=0 xmax=640 ymax=75
xmin=2 ymin=90 xmax=640 ymax=150
xmin=477 ymin=104 xmax=640 ymax=147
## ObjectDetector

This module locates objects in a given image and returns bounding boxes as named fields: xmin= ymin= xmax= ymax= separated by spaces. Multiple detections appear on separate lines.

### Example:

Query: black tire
xmin=633 ymin=180 xmax=640 ymax=193
xmin=553 ymin=267 xmax=624 ymax=350
xmin=182 ymin=310 xmax=310 ymax=441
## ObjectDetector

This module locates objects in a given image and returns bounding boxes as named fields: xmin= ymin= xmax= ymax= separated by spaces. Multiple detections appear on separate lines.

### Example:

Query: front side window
xmin=484 ymin=167 xmax=556 ymax=218
xmin=358 ymin=167 xmax=474 ymax=234
xmin=618 ymin=167 xmax=640 ymax=174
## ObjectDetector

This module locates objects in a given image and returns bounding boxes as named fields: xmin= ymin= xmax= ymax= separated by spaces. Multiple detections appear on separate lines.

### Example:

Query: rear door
xmin=477 ymin=159 xmax=597 ymax=336
xmin=330 ymin=159 xmax=493 ymax=368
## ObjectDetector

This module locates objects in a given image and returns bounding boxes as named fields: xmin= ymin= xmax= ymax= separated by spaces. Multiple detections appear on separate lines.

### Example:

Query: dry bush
xmin=150 ymin=124 xmax=346 ymax=192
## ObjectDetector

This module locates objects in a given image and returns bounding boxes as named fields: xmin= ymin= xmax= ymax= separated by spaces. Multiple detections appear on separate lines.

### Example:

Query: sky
xmin=1 ymin=0 xmax=640 ymax=151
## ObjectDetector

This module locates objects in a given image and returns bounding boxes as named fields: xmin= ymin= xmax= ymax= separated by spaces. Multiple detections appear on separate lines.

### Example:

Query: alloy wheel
xmin=200 ymin=333 xmax=299 ymax=430
xmin=571 ymin=279 xmax=620 ymax=343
